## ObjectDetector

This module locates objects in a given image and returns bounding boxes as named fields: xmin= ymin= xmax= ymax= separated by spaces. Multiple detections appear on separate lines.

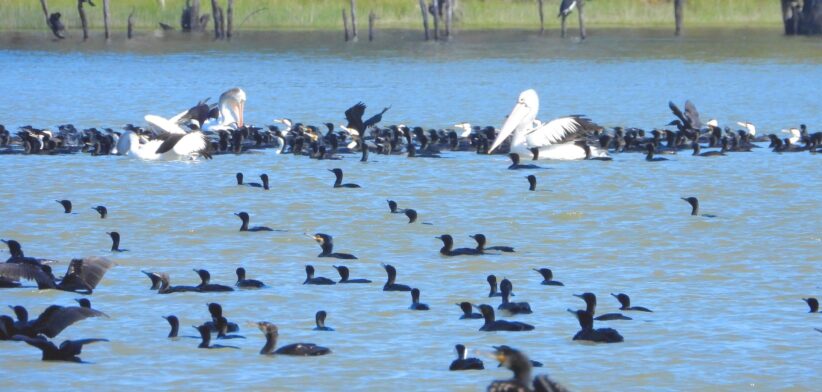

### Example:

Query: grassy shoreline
xmin=2 ymin=0 xmax=783 ymax=32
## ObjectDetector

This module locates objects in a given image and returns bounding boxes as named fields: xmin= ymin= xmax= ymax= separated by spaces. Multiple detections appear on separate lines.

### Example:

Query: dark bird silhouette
xmin=56 ymin=199 xmax=72 ymax=213
xmin=92 ymin=205 xmax=107 ymax=218
xmin=257 ymin=322 xmax=330 ymax=356
xmin=568 ymin=309 xmax=624 ymax=343
xmin=477 ymin=304 xmax=534 ymax=332
xmin=235 ymin=212 xmax=274 ymax=232
xmin=48 ymin=12 xmax=66 ymax=39
xmin=107 ymin=231 xmax=127 ymax=252
xmin=488 ymin=345 xmax=570 ymax=392
xmin=382 ymin=263 xmax=411 ymax=292
xmin=533 ymin=268 xmax=564 ymax=286
xmin=449 ymin=344 xmax=484 ymax=371
xmin=404 ymin=209 xmax=418 ymax=223
xmin=312 ymin=233 xmax=357 ymax=259
xmin=470 ymin=233 xmax=514 ymax=253
xmin=646 ymin=143 xmax=669 ymax=162
xmin=304 ymin=265 xmax=336 ymax=285
xmin=194 ymin=324 xmax=239 ymax=349
xmin=574 ymin=292 xmax=632 ymax=321
xmin=55 ymin=257 xmax=114 ymax=294
xmin=508 ymin=153 xmax=543 ymax=169
xmin=611 ymin=293 xmax=653 ymax=312
xmin=681 ymin=197 xmax=717 ymax=218
xmin=409 ymin=288 xmax=430 ymax=311
xmin=142 ymin=270 xmax=162 ymax=290
xmin=193 ymin=269 xmax=234 ymax=292
xmin=804 ymin=297 xmax=819 ymax=313
xmin=235 ymin=267 xmax=265 ymax=288
xmin=498 ymin=279 xmax=532 ymax=315
xmin=6 ymin=303 xmax=108 ymax=338
xmin=457 ymin=301 xmax=483 ymax=319
xmin=436 ymin=234 xmax=481 ymax=256
xmin=156 ymin=272 xmax=199 ymax=294
xmin=386 ymin=199 xmax=404 ymax=213
xmin=344 ymin=102 xmax=390 ymax=135
xmin=329 ymin=168 xmax=360 ymax=188
xmin=333 ymin=265 xmax=372 ymax=283
xmin=526 ymin=175 xmax=537 ymax=191
xmin=314 ymin=311 xmax=334 ymax=331
xmin=557 ymin=0 xmax=577 ymax=17
xmin=12 ymin=335 xmax=107 ymax=362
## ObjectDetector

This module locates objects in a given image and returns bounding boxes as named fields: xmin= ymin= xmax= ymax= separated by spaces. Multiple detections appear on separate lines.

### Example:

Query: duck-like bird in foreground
xmin=489 ymin=89 xmax=603 ymax=160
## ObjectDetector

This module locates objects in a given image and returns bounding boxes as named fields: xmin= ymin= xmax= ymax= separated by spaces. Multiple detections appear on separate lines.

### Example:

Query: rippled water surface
xmin=0 ymin=29 xmax=821 ymax=391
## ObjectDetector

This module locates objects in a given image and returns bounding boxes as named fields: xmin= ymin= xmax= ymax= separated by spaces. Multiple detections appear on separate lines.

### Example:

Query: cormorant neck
xmin=261 ymin=332 xmax=277 ymax=354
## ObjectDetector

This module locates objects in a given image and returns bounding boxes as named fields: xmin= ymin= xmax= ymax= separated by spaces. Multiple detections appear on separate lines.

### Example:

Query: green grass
xmin=1 ymin=0 xmax=783 ymax=32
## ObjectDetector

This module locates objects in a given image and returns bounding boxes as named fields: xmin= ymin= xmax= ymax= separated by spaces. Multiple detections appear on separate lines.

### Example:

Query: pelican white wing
xmin=524 ymin=116 xmax=594 ymax=147
xmin=145 ymin=114 xmax=187 ymax=135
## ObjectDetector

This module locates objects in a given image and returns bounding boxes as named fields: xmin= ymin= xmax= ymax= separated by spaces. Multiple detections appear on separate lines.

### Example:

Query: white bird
xmin=454 ymin=123 xmax=473 ymax=138
xmin=273 ymin=118 xmax=293 ymax=129
xmin=488 ymin=89 xmax=604 ymax=160
xmin=118 ymin=115 xmax=210 ymax=160
xmin=736 ymin=121 xmax=757 ymax=137
xmin=201 ymin=87 xmax=246 ymax=132
xmin=781 ymin=128 xmax=801 ymax=144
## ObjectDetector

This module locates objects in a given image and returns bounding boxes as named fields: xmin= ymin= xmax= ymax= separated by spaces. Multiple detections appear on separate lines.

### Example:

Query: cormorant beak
xmin=573 ymin=294 xmax=583 ymax=299
xmin=611 ymin=293 xmax=618 ymax=298
xmin=566 ymin=308 xmax=577 ymax=315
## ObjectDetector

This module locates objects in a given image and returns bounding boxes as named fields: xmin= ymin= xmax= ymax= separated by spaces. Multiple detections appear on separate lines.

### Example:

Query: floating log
xmin=418 ymin=0 xmax=430 ymax=40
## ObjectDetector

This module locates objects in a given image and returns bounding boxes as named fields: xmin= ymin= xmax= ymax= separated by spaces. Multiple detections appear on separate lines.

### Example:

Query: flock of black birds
xmin=1 ymin=97 xmax=818 ymax=391
xmin=1 ymin=100 xmax=820 ymax=162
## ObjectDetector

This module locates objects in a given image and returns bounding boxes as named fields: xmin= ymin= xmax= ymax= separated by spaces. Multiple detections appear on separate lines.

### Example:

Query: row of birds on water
xmin=2 ymin=87 xmax=818 ymax=392
xmin=1 ymin=87 xmax=819 ymax=163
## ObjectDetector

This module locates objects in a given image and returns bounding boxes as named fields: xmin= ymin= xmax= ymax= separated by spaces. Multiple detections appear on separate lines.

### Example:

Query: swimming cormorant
xmin=257 ymin=322 xmax=330 ymax=356
xmin=304 ymin=265 xmax=336 ymax=285
xmin=329 ymin=168 xmax=360 ymax=188
xmin=314 ymin=311 xmax=334 ymax=331
xmin=449 ymin=344 xmax=484 ymax=371
xmin=92 ymin=205 xmax=107 ymax=219
xmin=235 ymin=267 xmax=265 ymax=288
xmin=107 ymin=231 xmax=127 ymax=252
xmin=382 ymin=263 xmax=411 ymax=292
xmin=235 ymin=212 xmax=274 ymax=232
xmin=312 ymin=233 xmax=358 ymax=259
xmin=574 ymin=293 xmax=632 ymax=321
xmin=533 ymin=268 xmax=564 ymax=286
xmin=477 ymin=304 xmax=534 ymax=332
xmin=333 ymin=265 xmax=372 ymax=283
xmin=611 ymin=293 xmax=653 ymax=312
xmin=409 ymin=288 xmax=430 ymax=310
xmin=568 ymin=309 xmax=624 ymax=343
xmin=436 ymin=234 xmax=481 ymax=256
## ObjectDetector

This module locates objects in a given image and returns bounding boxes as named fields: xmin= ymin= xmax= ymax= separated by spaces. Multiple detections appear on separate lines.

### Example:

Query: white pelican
xmin=118 ymin=115 xmax=210 ymax=160
xmin=736 ymin=121 xmax=756 ymax=137
xmin=782 ymin=128 xmax=801 ymax=144
xmin=454 ymin=122 xmax=473 ymax=138
xmin=201 ymin=87 xmax=246 ymax=132
xmin=488 ymin=89 xmax=604 ymax=160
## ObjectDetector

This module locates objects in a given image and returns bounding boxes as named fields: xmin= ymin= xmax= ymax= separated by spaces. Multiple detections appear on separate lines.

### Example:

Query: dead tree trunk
xmin=350 ymin=0 xmax=358 ymax=41
xmin=191 ymin=0 xmax=201 ymax=31
xmin=127 ymin=9 xmax=135 ymax=39
xmin=418 ymin=0 xmax=430 ymax=40
xmin=674 ymin=0 xmax=683 ymax=36
xmin=78 ymin=0 xmax=91 ymax=41
xmin=103 ymin=0 xmax=111 ymax=39
xmin=560 ymin=14 xmax=567 ymax=38
xmin=432 ymin=0 xmax=440 ymax=40
xmin=538 ymin=0 xmax=545 ymax=35
xmin=578 ymin=0 xmax=586 ymax=39
xmin=210 ymin=0 xmax=221 ymax=38
xmin=39 ymin=0 xmax=51 ymax=30
xmin=368 ymin=11 xmax=375 ymax=41
xmin=343 ymin=8 xmax=350 ymax=41
xmin=219 ymin=5 xmax=226 ymax=38
xmin=226 ymin=0 xmax=234 ymax=39
xmin=445 ymin=0 xmax=453 ymax=39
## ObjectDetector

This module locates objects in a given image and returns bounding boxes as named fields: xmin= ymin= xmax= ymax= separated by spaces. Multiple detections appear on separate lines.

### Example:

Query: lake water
xmin=0 ymin=29 xmax=821 ymax=391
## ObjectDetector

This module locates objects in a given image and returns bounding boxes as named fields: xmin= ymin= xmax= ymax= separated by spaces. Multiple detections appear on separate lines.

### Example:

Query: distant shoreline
xmin=2 ymin=0 xmax=783 ymax=33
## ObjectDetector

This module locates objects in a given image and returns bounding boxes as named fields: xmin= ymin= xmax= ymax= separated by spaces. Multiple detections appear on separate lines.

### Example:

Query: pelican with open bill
xmin=488 ymin=89 xmax=605 ymax=160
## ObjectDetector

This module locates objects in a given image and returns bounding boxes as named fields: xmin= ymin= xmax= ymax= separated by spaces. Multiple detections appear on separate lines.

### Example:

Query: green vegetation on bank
xmin=2 ymin=0 xmax=782 ymax=32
